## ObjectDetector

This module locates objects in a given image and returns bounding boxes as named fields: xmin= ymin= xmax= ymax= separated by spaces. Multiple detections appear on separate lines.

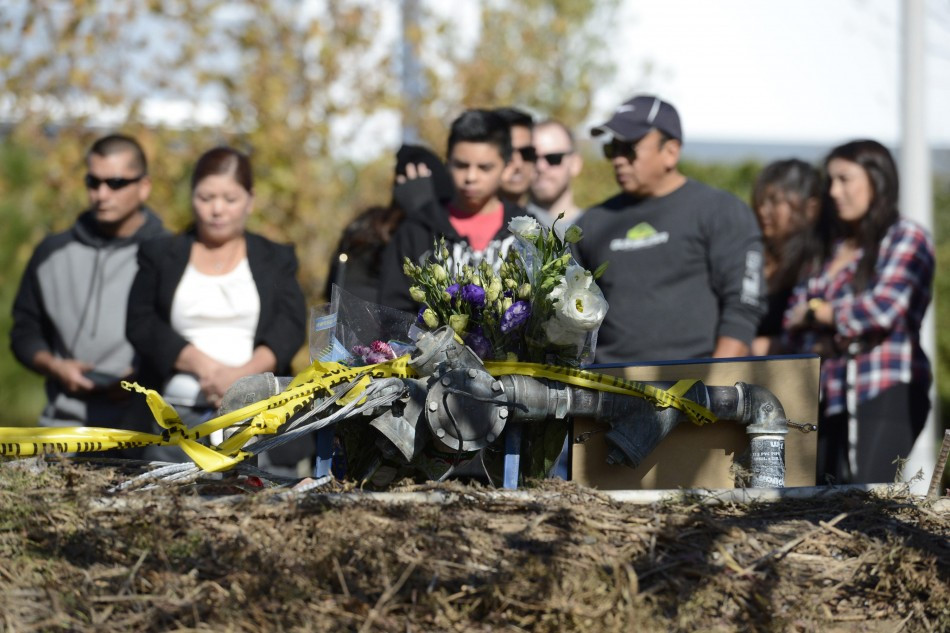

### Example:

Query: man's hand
xmin=712 ymin=336 xmax=751 ymax=359
xmin=48 ymin=357 xmax=96 ymax=393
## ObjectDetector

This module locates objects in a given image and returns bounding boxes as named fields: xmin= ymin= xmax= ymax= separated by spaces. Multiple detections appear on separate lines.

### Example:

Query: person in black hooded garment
xmin=325 ymin=144 xmax=454 ymax=303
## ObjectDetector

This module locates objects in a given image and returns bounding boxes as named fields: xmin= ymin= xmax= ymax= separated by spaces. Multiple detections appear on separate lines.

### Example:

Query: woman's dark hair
xmin=339 ymin=205 xmax=405 ymax=256
xmin=821 ymin=139 xmax=900 ymax=291
xmin=191 ymin=146 xmax=253 ymax=193
xmin=752 ymin=158 xmax=823 ymax=292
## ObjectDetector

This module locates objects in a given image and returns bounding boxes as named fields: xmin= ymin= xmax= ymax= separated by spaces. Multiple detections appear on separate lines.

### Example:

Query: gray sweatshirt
xmin=573 ymin=179 xmax=765 ymax=364
xmin=10 ymin=208 xmax=166 ymax=425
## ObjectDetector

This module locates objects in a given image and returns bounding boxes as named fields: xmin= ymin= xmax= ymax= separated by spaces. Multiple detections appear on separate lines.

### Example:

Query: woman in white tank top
xmin=127 ymin=147 xmax=307 ymax=463
xmin=164 ymin=148 xmax=268 ymax=416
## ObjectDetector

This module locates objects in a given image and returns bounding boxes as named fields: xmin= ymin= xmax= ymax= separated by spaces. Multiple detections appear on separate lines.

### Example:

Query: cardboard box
xmin=571 ymin=355 xmax=820 ymax=489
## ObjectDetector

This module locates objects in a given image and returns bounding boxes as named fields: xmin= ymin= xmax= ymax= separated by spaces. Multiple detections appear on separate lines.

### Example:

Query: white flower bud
xmin=563 ymin=224 xmax=583 ymax=243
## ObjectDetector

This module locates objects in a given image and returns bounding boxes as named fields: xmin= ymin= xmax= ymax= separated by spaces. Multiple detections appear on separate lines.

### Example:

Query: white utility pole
xmin=900 ymin=0 xmax=937 ymax=494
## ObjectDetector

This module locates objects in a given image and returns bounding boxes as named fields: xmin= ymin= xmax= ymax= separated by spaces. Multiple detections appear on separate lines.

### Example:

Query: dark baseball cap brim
xmin=591 ymin=95 xmax=683 ymax=143
xmin=590 ymin=119 xmax=653 ymax=143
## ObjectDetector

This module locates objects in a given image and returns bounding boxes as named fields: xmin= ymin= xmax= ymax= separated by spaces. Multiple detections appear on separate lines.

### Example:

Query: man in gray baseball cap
xmin=572 ymin=95 xmax=765 ymax=363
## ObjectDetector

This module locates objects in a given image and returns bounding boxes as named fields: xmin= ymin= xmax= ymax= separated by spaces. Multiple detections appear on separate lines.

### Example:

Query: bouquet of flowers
xmin=403 ymin=215 xmax=608 ymax=366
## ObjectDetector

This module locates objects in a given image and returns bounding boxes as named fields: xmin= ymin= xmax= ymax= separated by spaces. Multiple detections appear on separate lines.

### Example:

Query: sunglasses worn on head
xmin=537 ymin=151 xmax=573 ymax=166
xmin=602 ymin=140 xmax=637 ymax=161
xmin=513 ymin=146 xmax=537 ymax=162
xmin=84 ymin=174 xmax=145 ymax=190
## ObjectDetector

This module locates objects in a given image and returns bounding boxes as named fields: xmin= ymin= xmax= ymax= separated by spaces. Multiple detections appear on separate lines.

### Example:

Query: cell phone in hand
xmin=83 ymin=370 xmax=122 ymax=388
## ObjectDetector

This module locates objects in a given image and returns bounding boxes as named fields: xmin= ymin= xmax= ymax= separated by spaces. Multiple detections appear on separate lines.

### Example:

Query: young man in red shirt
xmin=380 ymin=109 xmax=524 ymax=312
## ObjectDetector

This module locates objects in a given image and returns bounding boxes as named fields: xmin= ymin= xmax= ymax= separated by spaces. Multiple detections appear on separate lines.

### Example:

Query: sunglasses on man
xmin=536 ymin=151 xmax=574 ymax=166
xmin=513 ymin=146 xmax=538 ymax=163
xmin=84 ymin=174 xmax=146 ymax=191
xmin=602 ymin=140 xmax=638 ymax=162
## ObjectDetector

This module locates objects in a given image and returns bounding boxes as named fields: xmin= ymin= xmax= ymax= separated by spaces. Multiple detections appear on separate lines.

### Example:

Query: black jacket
xmin=378 ymin=200 xmax=525 ymax=313
xmin=127 ymin=230 xmax=307 ymax=386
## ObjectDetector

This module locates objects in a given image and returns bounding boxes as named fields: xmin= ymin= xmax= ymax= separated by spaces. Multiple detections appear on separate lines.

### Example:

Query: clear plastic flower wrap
xmin=403 ymin=215 xmax=608 ymax=367
xmin=310 ymin=285 xmax=418 ymax=366
xmin=509 ymin=216 xmax=608 ymax=366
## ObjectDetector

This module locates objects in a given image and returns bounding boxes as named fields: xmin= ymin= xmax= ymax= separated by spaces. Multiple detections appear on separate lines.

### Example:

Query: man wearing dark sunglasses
xmin=572 ymin=95 xmax=765 ymax=364
xmin=11 ymin=134 xmax=166 ymax=432
xmin=493 ymin=107 xmax=536 ymax=208
xmin=527 ymin=119 xmax=583 ymax=229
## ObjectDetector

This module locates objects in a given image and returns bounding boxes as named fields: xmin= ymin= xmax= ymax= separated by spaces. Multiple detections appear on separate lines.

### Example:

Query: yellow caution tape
xmin=0 ymin=354 xmax=714 ymax=471
xmin=482 ymin=361 xmax=717 ymax=427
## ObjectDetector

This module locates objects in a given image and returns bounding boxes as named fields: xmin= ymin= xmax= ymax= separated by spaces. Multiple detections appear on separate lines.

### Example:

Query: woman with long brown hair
xmin=785 ymin=140 xmax=934 ymax=484
xmin=750 ymin=158 xmax=822 ymax=355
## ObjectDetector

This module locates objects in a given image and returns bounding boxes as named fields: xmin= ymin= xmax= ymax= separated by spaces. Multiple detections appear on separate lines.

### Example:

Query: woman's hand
xmin=395 ymin=162 xmax=432 ymax=185
xmin=175 ymin=344 xmax=279 ymax=409
xmin=786 ymin=301 xmax=812 ymax=330
xmin=176 ymin=345 xmax=233 ymax=408
xmin=788 ymin=298 xmax=833 ymax=330
xmin=199 ymin=364 xmax=246 ymax=408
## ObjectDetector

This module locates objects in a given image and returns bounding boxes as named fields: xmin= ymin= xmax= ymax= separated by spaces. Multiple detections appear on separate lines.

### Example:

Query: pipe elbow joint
xmin=736 ymin=382 xmax=789 ymax=436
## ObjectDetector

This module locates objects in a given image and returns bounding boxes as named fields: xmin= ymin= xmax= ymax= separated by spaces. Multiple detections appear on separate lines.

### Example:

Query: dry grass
xmin=1 ymin=457 xmax=948 ymax=632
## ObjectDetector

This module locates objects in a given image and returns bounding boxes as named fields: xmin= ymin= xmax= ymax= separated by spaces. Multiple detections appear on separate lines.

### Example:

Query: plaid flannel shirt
xmin=784 ymin=218 xmax=934 ymax=416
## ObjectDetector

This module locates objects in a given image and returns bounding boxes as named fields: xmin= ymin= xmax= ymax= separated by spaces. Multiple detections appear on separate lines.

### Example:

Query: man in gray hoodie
xmin=11 ymin=134 xmax=167 ymax=428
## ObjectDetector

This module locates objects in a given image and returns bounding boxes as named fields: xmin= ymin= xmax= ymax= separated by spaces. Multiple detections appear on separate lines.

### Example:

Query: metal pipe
xmin=495 ymin=376 xmax=790 ymax=487
xmin=220 ymin=327 xmax=795 ymax=488
xmin=736 ymin=382 xmax=790 ymax=487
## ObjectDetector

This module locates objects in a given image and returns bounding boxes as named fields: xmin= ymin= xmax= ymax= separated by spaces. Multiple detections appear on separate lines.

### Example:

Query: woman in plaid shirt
xmin=784 ymin=140 xmax=934 ymax=485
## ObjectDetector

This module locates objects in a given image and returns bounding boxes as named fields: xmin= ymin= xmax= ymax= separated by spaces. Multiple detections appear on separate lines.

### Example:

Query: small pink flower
xmin=371 ymin=340 xmax=396 ymax=358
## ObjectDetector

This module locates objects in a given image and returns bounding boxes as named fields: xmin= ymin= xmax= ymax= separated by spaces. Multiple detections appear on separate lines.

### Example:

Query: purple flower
xmin=501 ymin=300 xmax=531 ymax=333
xmin=365 ymin=351 xmax=391 ymax=364
xmin=465 ymin=332 xmax=492 ymax=360
xmin=461 ymin=284 xmax=486 ymax=307
xmin=352 ymin=344 xmax=371 ymax=358
xmin=446 ymin=283 xmax=460 ymax=298
xmin=416 ymin=305 xmax=428 ymax=324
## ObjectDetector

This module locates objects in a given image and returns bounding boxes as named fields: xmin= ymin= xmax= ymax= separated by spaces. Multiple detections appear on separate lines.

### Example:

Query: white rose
xmin=508 ymin=216 xmax=541 ymax=240
xmin=557 ymin=287 xmax=608 ymax=331
xmin=564 ymin=264 xmax=592 ymax=290
xmin=549 ymin=279 xmax=568 ymax=305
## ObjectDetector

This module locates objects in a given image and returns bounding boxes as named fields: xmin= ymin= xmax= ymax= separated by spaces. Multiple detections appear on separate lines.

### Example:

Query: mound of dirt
xmin=1 ymin=458 xmax=948 ymax=632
